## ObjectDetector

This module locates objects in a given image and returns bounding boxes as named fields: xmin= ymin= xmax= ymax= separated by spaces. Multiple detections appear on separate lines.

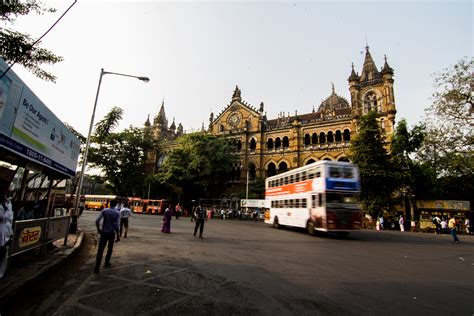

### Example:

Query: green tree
xmin=0 ymin=2 xmax=63 ymax=82
xmin=391 ymin=119 xmax=438 ymax=228
xmin=349 ymin=111 xmax=394 ymax=220
xmin=154 ymin=133 xmax=237 ymax=203
xmin=87 ymin=107 xmax=152 ymax=197
xmin=420 ymin=57 xmax=473 ymax=177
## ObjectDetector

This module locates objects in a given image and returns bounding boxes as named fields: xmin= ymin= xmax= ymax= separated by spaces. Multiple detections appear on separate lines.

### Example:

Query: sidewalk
xmin=0 ymin=229 xmax=84 ymax=302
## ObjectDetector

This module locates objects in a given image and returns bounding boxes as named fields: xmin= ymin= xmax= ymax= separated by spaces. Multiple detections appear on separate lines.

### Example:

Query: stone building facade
xmin=145 ymin=47 xmax=397 ymax=202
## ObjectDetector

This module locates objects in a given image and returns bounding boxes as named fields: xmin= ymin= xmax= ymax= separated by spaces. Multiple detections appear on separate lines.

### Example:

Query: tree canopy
xmin=349 ymin=111 xmax=395 ymax=218
xmin=154 ymin=133 xmax=237 ymax=203
xmin=420 ymin=57 xmax=473 ymax=177
xmin=0 ymin=2 xmax=63 ymax=82
xmin=87 ymin=107 xmax=152 ymax=197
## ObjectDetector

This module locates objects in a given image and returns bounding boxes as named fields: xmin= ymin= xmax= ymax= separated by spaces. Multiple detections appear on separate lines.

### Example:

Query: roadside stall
xmin=416 ymin=200 xmax=471 ymax=231
xmin=0 ymin=58 xmax=80 ymax=274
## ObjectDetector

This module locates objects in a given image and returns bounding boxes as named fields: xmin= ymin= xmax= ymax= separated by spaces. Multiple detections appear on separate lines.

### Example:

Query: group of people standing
xmin=161 ymin=203 xmax=207 ymax=239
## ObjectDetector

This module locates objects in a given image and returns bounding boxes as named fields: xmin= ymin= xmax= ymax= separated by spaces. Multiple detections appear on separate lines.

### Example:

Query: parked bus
xmin=264 ymin=160 xmax=362 ymax=236
xmin=130 ymin=198 xmax=166 ymax=215
xmin=84 ymin=195 xmax=118 ymax=210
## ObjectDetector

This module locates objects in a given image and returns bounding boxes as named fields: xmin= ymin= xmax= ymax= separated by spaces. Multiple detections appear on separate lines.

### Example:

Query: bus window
xmin=284 ymin=177 xmax=288 ymax=185
xmin=290 ymin=175 xmax=294 ymax=184
xmin=318 ymin=193 xmax=323 ymax=207
xmin=312 ymin=195 xmax=317 ymax=208
xmin=343 ymin=167 xmax=353 ymax=178
xmin=302 ymin=199 xmax=307 ymax=208
xmin=295 ymin=173 xmax=300 ymax=182
xmin=329 ymin=167 xmax=340 ymax=178
xmin=301 ymin=172 xmax=306 ymax=181
xmin=315 ymin=168 xmax=321 ymax=178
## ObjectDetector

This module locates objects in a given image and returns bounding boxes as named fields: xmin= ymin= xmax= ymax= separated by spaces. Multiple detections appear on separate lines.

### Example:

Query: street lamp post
xmin=70 ymin=68 xmax=149 ymax=233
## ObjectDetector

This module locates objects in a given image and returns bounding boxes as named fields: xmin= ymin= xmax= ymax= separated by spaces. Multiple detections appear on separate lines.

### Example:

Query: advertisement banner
xmin=0 ymin=59 xmax=80 ymax=176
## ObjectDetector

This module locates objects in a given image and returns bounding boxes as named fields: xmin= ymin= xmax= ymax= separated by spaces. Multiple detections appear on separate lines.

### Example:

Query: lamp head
xmin=138 ymin=76 xmax=150 ymax=82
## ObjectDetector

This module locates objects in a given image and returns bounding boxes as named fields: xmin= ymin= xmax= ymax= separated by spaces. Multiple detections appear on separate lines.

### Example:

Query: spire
xmin=360 ymin=46 xmax=380 ymax=82
xmin=381 ymin=54 xmax=394 ymax=76
xmin=348 ymin=62 xmax=359 ymax=82
xmin=170 ymin=117 xmax=176 ymax=131
xmin=144 ymin=114 xmax=151 ymax=127
xmin=331 ymin=82 xmax=335 ymax=94
xmin=155 ymin=99 xmax=168 ymax=127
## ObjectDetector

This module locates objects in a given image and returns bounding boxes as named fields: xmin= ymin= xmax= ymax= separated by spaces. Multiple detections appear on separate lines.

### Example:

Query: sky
xmin=7 ymin=0 xmax=473 ymax=137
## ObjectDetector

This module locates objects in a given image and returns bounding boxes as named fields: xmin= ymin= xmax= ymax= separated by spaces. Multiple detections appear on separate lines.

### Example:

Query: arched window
xmin=282 ymin=136 xmax=289 ymax=148
xmin=343 ymin=129 xmax=351 ymax=142
xmin=323 ymin=158 xmax=332 ymax=161
xmin=278 ymin=161 xmax=288 ymax=174
xmin=267 ymin=138 xmax=274 ymax=150
xmin=338 ymin=157 xmax=350 ymax=162
xmin=248 ymin=163 xmax=256 ymax=181
xmin=306 ymin=159 xmax=316 ymax=165
xmin=312 ymin=133 xmax=318 ymax=144
xmin=237 ymin=139 xmax=242 ymax=151
xmin=249 ymin=138 xmax=256 ymax=151
xmin=231 ymin=163 xmax=241 ymax=181
xmin=275 ymin=137 xmax=282 ymax=149
xmin=304 ymin=134 xmax=310 ymax=146
xmin=267 ymin=162 xmax=277 ymax=177
xmin=335 ymin=130 xmax=342 ymax=142
xmin=319 ymin=132 xmax=326 ymax=144
xmin=364 ymin=92 xmax=377 ymax=113
xmin=219 ymin=124 xmax=224 ymax=132
xmin=327 ymin=131 xmax=334 ymax=143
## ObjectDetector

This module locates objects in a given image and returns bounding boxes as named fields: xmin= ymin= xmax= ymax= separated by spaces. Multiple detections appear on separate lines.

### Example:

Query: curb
xmin=0 ymin=228 xmax=85 ymax=302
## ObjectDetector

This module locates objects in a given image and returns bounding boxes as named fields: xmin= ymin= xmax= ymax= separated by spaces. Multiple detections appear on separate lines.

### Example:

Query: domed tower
xmin=319 ymin=83 xmax=350 ymax=119
xmin=348 ymin=46 xmax=397 ymax=138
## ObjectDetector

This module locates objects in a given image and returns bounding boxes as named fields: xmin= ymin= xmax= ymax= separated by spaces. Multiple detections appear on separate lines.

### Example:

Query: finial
xmin=351 ymin=62 xmax=355 ymax=70
xmin=312 ymin=105 xmax=315 ymax=113
xmin=365 ymin=35 xmax=369 ymax=51
xmin=331 ymin=82 xmax=335 ymax=94
xmin=384 ymin=54 xmax=387 ymax=63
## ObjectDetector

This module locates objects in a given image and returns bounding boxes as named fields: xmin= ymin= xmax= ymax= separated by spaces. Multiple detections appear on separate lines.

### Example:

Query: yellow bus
xmin=84 ymin=195 xmax=118 ymax=210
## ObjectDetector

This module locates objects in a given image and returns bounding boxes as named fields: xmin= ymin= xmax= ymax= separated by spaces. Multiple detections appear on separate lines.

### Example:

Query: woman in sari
xmin=161 ymin=205 xmax=172 ymax=233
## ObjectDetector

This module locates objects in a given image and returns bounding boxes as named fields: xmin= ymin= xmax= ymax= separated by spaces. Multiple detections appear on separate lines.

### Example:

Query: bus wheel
xmin=273 ymin=216 xmax=280 ymax=229
xmin=307 ymin=221 xmax=316 ymax=236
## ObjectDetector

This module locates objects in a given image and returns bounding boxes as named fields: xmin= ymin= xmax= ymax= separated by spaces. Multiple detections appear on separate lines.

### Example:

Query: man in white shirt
xmin=119 ymin=202 xmax=132 ymax=238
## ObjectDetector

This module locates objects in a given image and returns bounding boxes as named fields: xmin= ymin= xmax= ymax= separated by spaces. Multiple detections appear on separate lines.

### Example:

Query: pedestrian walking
xmin=161 ymin=205 xmax=172 ymax=233
xmin=175 ymin=203 xmax=181 ymax=220
xmin=0 ymin=182 xmax=13 ymax=279
xmin=432 ymin=216 xmax=441 ymax=234
xmin=440 ymin=219 xmax=448 ymax=234
xmin=119 ymin=202 xmax=132 ymax=238
xmin=194 ymin=204 xmax=207 ymax=239
xmin=465 ymin=218 xmax=471 ymax=235
xmin=399 ymin=215 xmax=405 ymax=232
xmin=94 ymin=199 xmax=120 ymax=273
xmin=379 ymin=216 xmax=384 ymax=230
xmin=190 ymin=206 xmax=196 ymax=222
xmin=220 ymin=209 xmax=225 ymax=220
xmin=448 ymin=215 xmax=460 ymax=244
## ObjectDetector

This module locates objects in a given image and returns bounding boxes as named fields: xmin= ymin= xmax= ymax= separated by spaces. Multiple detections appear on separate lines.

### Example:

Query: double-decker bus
xmin=129 ymin=198 xmax=166 ymax=215
xmin=264 ymin=161 xmax=362 ymax=236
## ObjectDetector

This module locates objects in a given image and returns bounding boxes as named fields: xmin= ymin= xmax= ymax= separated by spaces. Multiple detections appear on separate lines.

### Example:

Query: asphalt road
xmin=3 ymin=210 xmax=474 ymax=315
